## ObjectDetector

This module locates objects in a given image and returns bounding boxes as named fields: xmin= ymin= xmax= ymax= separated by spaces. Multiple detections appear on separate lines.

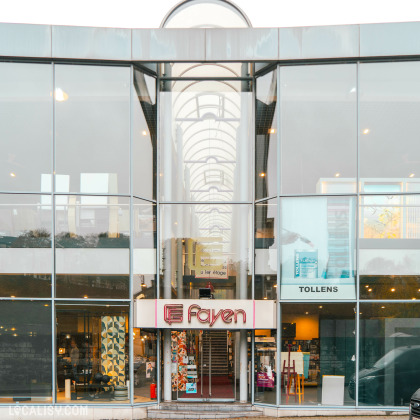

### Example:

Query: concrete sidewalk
xmin=153 ymin=417 xmax=408 ymax=420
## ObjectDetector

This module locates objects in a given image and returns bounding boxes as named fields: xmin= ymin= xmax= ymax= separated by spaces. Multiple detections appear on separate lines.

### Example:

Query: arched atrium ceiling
xmin=161 ymin=0 xmax=252 ymax=28
xmin=160 ymin=1 xmax=253 ymax=266
xmin=162 ymin=78 xmax=252 ymax=261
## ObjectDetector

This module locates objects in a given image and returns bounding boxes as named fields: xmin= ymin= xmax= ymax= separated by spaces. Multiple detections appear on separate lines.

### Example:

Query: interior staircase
xmin=202 ymin=330 xmax=229 ymax=376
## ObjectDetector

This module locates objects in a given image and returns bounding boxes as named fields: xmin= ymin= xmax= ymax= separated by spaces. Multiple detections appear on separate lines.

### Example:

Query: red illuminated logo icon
xmin=164 ymin=304 xmax=184 ymax=325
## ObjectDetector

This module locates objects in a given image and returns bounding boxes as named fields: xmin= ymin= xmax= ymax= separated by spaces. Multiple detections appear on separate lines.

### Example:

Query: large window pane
xmin=0 ymin=301 xmax=52 ymax=403
xmin=255 ymin=199 xmax=277 ymax=300
xmin=256 ymin=69 xmax=277 ymax=199
xmin=133 ymin=69 xmax=157 ymax=200
xmin=280 ymin=64 xmax=357 ymax=195
xmin=0 ymin=194 xmax=52 ymax=297
xmin=360 ymin=62 xmax=420 ymax=193
xmin=55 ymin=195 xmax=129 ymax=299
xmin=160 ymin=80 xmax=252 ymax=202
xmin=255 ymin=329 xmax=277 ymax=405
xmin=56 ymin=303 xmax=129 ymax=404
xmin=360 ymin=194 xmax=420 ymax=299
xmin=55 ymin=65 xmax=130 ymax=194
xmin=133 ymin=198 xmax=157 ymax=299
xmin=280 ymin=196 xmax=356 ymax=300
xmin=160 ymin=204 xmax=252 ymax=299
xmin=133 ymin=328 xmax=157 ymax=403
xmin=358 ymin=303 xmax=420 ymax=406
xmin=281 ymin=303 xmax=356 ymax=406
xmin=0 ymin=62 xmax=52 ymax=192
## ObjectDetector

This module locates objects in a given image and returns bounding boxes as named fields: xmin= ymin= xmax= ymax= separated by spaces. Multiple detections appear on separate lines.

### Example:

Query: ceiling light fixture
xmin=55 ymin=88 xmax=69 ymax=102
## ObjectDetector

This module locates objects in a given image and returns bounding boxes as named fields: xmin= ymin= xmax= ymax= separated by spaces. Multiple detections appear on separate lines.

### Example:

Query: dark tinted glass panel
xmin=0 ymin=194 xmax=52 ymax=297
xmin=0 ymin=62 xmax=52 ymax=192
xmin=255 ymin=199 xmax=277 ymax=300
xmin=133 ymin=69 xmax=157 ymax=200
xmin=359 ymin=303 xmax=420 ymax=406
xmin=0 ymin=301 xmax=52 ymax=403
xmin=56 ymin=303 xmax=129 ymax=403
xmin=55 ymin=195 xmax=129 ymax=298
xmin=281 ymin=303 xmax=356 ymax=406
xmin=360 ymin=62 xmax=420 ymax=193
xmin=280 ymin=64 xmax=357 ymax=194
xmin=55 ymin=65 xmax=130 ymax=194
xmin=133 ymin=198 xmax=157 ymax=299
xmin=256 ymin=69 xmax=277 ymax=200
xmin=360 ymin=194 xmax=420 ymax=299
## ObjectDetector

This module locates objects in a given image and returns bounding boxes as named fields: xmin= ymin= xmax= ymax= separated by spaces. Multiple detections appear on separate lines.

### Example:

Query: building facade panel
xmin=0 ymin=23 xmax=51 ymax=58
xmin=0 ymin=15 xmax=419 ymax=416
xmin=131 ymin=29 xmax=206 ymax=62
xmin=52 ymin=25 xmax=132 ymax=61
xmin=206 ymin=28 xmax=279 ymax=61
xmin=279 ymin=25 xmax=359 ymax=60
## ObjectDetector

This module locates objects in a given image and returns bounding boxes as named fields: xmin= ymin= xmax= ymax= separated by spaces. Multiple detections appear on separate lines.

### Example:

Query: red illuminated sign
xmin=163 ymin=304 xmax=184 ymax=325
xmin=163 ymin=303 xmax=246 ymax=327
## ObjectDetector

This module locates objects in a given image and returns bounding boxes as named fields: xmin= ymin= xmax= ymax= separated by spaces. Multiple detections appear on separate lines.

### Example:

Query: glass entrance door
xmin=170 ymin=330 xmax=235 ymax=401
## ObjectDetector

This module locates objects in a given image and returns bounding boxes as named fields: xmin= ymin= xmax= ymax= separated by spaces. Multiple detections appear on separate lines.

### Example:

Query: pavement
xmin=152 ymin=417 xmax=408 ymax=420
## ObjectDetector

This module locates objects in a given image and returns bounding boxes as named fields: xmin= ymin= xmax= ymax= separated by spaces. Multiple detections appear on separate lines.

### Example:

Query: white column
xmin=162 ymin=66 xmax=173 ymax=402
xmin=238 ymin=65 xmax=251 ymax=403
xmin=163 ymin=329 xmax=172 ymax=402
xmin=239 ymin=330 xmax=248 ymax=402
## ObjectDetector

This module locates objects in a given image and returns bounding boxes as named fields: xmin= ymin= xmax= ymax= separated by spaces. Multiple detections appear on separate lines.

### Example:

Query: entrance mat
xmin=178 ymin=375 xmax=234 ymax=399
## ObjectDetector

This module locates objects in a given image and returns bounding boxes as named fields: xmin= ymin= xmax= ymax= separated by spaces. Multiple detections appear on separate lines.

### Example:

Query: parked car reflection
xmin=350 ymin=346 xmax=420 ymax=405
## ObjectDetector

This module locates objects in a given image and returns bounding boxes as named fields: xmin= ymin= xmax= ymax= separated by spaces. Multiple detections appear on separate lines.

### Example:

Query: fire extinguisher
xmin=150 ymin=380 xmax=157 ymax=399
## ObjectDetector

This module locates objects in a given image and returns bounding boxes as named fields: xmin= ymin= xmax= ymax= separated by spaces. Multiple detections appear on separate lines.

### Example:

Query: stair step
xmin=147 ymin=403 xmax=262 ymax=419
xmin=150 ymin=403 xmax=256 ymax=412
xmin=147 ymin=410 xmax=262 ymax=419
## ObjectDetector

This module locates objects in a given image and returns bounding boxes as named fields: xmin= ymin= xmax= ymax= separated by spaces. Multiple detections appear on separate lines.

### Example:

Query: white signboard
xmin=281 ymin=278 xmax=356 ymax=299
xmin=134 ymin=299 xmax=276 ymax=330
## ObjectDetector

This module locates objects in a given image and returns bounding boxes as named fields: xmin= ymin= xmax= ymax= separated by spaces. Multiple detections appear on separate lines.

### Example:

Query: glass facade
xmin=55 ymin=303 xmax=129 ymax=403
xmin=0 ymin=52 xmax=419 ymax=411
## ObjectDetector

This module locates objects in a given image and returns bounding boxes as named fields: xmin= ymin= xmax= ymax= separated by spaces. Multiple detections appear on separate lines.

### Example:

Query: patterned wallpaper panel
xmin=101 ymin=316 xmax=126 ymax=386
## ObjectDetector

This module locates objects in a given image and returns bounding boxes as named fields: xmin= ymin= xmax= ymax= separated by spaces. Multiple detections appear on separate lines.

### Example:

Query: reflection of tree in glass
xmin=11 ymin=228 xmax=51 ymax=248
xmin=364 ymin=207 xmax=400 ymax=238
xmin=55 ymin=232 xmax=129 ymax=248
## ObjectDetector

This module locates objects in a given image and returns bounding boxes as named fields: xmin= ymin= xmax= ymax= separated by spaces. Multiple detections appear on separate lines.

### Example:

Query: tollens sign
xmin=134 ymin=299 xmax=276 ymax=330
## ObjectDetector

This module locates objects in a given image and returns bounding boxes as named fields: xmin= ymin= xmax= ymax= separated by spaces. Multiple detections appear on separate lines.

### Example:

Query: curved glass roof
xmin=161 ymin=0 xmax=251 ymax=28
